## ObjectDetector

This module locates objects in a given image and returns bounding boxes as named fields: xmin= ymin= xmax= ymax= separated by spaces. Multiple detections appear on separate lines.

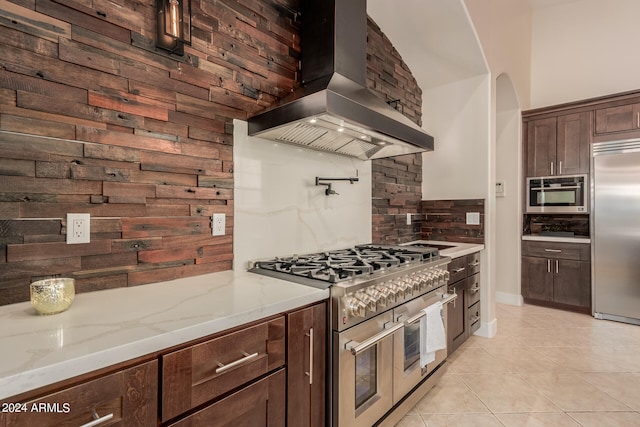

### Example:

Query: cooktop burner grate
xmin=251 ymin=244 xmax=439 ymax=284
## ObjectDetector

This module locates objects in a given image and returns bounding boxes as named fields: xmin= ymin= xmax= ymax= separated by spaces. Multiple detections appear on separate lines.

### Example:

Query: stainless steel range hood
xmin=247 ymin=0 xmax=434 ymax=160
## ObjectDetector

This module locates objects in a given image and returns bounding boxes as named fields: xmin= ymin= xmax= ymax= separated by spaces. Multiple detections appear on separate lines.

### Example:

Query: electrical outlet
xmin=466 ymin=212 xmax=481 ymax=225
xmin=67 ymin=213 xmax=90 ymax=244
xmin=212 ymin=213 xmax=225 ymax=236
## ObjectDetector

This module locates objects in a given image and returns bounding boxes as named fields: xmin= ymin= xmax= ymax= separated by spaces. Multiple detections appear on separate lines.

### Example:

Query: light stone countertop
xmin=402 ymin=240 xmax=485 ymax=258
xmin=522 ymin=235 xmax=591 ymax=244
xmin=0 ymin=270 xmax=329 ymax=400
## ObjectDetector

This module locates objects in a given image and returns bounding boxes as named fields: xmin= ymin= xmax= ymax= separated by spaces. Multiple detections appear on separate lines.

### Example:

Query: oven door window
xmin=355 ymin=345 xmax=377 ymax=409
xmin=537 ymin=189 xmax=577 ymax=205
xmin=404 ymin=321 xmax=420 ymax=371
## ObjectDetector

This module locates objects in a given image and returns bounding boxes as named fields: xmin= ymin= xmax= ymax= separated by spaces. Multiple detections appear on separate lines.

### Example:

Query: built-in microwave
xmin=526 ymin=174 xmax=588 ymax=213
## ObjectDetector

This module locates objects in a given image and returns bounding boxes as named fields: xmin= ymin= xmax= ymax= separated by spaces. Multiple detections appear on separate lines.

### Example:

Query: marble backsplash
xmin=233 ymin=120 xmax=373 ymax=270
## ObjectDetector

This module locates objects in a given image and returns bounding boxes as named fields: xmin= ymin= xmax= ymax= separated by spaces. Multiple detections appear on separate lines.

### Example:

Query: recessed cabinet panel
xmin=526 ymin=117 xmax=557 ymax=177
xmin=167 ymin=369 xmax=286 ymax=427
xmin=161 ymin=316 xmax=285 ymax=422
xmin=4 ymin=361 xmax=158 ymax=427
xmin=595 ymin=103 xmax=640 ymax=134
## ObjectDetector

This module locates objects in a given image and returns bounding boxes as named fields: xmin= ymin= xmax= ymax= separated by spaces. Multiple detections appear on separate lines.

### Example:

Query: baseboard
xmin=474 ymin=317 xmax=497 ymax=339
xmin=496 ymin=291 xmax=523 ymax=306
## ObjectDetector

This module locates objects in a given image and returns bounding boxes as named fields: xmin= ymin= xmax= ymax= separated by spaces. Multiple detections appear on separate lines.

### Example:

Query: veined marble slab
xmin=0 ymin=271 xmax=328 ymax=400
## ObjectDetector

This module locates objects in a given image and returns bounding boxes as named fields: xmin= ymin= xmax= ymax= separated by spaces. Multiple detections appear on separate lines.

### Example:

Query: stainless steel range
xmin=249 ymin=244 xmax=455 ymax=427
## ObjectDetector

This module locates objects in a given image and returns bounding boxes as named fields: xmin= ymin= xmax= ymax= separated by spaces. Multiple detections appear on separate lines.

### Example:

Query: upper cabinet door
xmin=595 ymin=103 xmax=640 ymax=134
xmin=556 ymin=112 xmax=590 ymax=175
xmin=526 ymin=117 xmax=557 ymax=177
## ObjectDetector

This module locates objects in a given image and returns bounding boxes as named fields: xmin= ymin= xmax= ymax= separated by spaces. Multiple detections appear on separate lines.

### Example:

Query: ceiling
xmin=528 ymin=0 xmax=582 ymax=9
xmin=367 ymin=0 xmax=488 ymax=90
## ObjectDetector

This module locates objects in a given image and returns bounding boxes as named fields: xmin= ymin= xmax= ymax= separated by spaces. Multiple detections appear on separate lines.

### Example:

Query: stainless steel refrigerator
xmin=592 ymin=139 xmax=640 ymax=326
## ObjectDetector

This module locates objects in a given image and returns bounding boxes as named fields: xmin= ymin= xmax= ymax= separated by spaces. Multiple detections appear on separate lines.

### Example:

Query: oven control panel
xmin=334 ymin=262 xmax=450 ymax=331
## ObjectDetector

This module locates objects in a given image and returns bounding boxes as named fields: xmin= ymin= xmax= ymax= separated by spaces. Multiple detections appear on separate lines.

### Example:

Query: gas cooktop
xmin=249 ymin=244 xmax=440 ymax=286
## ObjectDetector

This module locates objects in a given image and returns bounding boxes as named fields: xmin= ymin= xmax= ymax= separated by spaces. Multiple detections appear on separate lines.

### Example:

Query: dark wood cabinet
xmin=2 ymin=360 xmax=158 ymax=427
xmin=161 ymin=316 xmax=286 ymax=423
xmin=286 ymin=302 xmax=326 ymax=427
xmin=2 ymin=299 xmax=330 ymax=427
xmin=521 ymin=241 xmax=591 ymax=311
xmin=525 ymin=112 xmax=590 ymax=177
xmin=521 ymin=256 xmax=553 ymax=301
xmin=447 ymin=251 xmax=481 ymax=355
xmin=167 ymin=369 xmax=286 ymax=427
xmin=447 ymin=281 xmax=466 ymax=354
xmin=595 ymin=102 xmax=640 ymax=136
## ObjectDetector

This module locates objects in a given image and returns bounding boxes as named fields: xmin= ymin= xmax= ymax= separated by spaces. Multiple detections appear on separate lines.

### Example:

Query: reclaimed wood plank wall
xmin=420 ymin=199 xmax=485 ymax=244
xmin=0 ymin=0 xmax=300 ymax=305
xmin=368 ymin=18 xmax=424 ymax=245
xmin=0 ymin=0 xmax=424 ymax=305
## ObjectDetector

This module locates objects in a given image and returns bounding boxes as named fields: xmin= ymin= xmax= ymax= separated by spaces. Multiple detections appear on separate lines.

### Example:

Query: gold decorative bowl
xmin=30 ymin=278 xmax=75 ymax=315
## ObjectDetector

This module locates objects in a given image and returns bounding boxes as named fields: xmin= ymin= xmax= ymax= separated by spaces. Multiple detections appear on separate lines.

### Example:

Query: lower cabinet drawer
xmin=161 ymin=316 xmax=285 ymax=422
xmin=4 ymin=360 xmax=158 ymax=427
xmin=168 ymin=368 xmax=286 ymax=427
xmin=466 ymin=273 xmax=480 ymax=308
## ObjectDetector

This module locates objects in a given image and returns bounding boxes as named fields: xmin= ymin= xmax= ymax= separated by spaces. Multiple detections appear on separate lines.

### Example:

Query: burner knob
xmin=387 ymin=280 xmax=404 ymax=301
xmin=399 ymin=279 xmax=413 ymax=297
xmin=437 ymin=269 xmax=447 ymax=286
xmin=355 ymin=291 xmax=377 ymax=312
xmin=366 ymin=288 xmax=387 ymax=307
xmin=444 ymin=270 xmax=451 ymax=283
xmin=344 ymin=295 xmax=366 ymax=318
xmin=418 ymin=273 xmax=429 ymax=290
xmin=377 ymin=284 xmax=396 ymax=304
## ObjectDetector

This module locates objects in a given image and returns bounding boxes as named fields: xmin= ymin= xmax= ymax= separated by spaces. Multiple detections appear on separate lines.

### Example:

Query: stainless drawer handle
xmin=80 ymin=411 xmax=114 ymax=427
xmin=452 ymin=267 xmax=466 ymax=273
xmin=469 ymin=286 xmax=480 ymax=294
xmin=345 ymin=322 xmax=403 ymax=356
xmin=544 ymin=249 xmax=562 ymax=253
xmin=470 ymin=315 xmax=480 ymax=323
xmin=305 ymin=328 xmax=313 ymax=385
xmin=468 ymin=261 xmax=480 ymax=267
xmin=442 ymin=292 xmax=457 ymax=306
xmin=404 ymin=293 xmax=456 ymax=325
xmin=215 ymin=351 xmax=259 ymax=374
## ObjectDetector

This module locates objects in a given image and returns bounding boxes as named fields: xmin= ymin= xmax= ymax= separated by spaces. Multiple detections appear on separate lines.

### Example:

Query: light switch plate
xmin=496 ymin=181 xmax=505 ymax=197
xmin=466 ymin=212 xmax=480 ymax=225
xmin=67 ymin=213 xmax=90 ymax=244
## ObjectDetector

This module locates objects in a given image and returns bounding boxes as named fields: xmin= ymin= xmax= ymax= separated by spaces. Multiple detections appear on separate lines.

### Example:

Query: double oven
xmin=249 ymin=244 xmax=455 ymax=427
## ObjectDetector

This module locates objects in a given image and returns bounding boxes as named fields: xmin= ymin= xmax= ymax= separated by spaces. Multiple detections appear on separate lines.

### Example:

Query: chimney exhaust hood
xmin=247 ymin=0 xmax=434 ymax=160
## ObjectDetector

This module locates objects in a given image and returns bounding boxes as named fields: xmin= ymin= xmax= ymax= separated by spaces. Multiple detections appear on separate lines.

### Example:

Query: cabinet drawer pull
xmin=544 ymin=249 xmax=562 ymax=253
xmin=305 ymin=328 xmax=313 ymax=385
xmin=469 ymin=315 xmax=480 ymax=324
xmin=551 ymin=161 xmax=554 ymax=175
xmin=215 ymin=352 xmax=259 ymax=374
xmin=547 ymin=259 xmax=551 ymax=273
xmin=637 ymin=112 xmax=639 ymax=128
xmin=556 ymin=260 xmax=559 ymax=274
xmin=469 ymin=286 xmax=480 ymax=294
xmin=559 ymin=160 xmax=563 ymax=175
xmin=468 ymin=261 xmax=480 ymax=267
xmin=452 ymin=267 xmax=466 ymax=273
xmin=80 ymin=411 xmax=114 ymax=427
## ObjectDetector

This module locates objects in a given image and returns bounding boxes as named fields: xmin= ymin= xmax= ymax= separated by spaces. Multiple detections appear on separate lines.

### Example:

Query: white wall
xmin=232 ymin=120 xmax=372 ymax=271
xmin=495 ymin=74 xmax=524 ymax=306
xmin=531 ymin=0 xmax=640 ymax=108
xmin=421 ymin=75 xmax=490 ymax=200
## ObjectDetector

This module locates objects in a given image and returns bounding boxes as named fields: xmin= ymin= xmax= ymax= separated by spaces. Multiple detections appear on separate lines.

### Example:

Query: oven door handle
xmin=345 ymin=322 xmax=404 ymax=356
xmin=402 ymin=292 xmax=458 ymax=325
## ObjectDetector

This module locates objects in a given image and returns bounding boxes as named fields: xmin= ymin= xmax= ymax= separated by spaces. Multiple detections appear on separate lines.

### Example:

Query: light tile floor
xmin=396 ymin=303 xmax=640 ymax=426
